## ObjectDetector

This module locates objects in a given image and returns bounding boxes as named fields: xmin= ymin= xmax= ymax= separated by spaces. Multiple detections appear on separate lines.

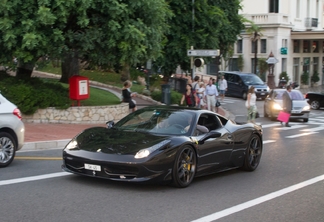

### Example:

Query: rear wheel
xmin=172 ymin=145 xmax=196 ymax=188
xmin=0 ymin=132 xmax=16 ymax=168
xmin=242 ymin=134 xmax=262 ymax=171
xmin=310 ymin=100 xmax=320 ymax=110
xmin=303 ymin=118 xmax=308 ymax=122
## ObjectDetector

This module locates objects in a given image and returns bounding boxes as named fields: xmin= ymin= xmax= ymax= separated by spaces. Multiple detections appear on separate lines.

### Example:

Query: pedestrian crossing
xmin=257 ymin=116 xmax=324 ymax=139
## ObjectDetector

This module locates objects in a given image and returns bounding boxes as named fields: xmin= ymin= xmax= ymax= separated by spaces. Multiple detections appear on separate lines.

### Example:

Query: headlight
xmin=267 ymin=86 xmax=270 ymax=91
xmin=134 ymin=140 xmax=171 ymax=159
xmin=65 ymin=140 xmax=78 ymax=150
xmin=303 ymin=105 xmax=310 ymax=111
xmin=272 ymin=103 xmax=283 ymax=110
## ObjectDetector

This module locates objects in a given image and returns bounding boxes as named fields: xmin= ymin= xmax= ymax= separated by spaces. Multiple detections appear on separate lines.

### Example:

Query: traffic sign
xmin=187 ymin=49 xmax=220 ymax=57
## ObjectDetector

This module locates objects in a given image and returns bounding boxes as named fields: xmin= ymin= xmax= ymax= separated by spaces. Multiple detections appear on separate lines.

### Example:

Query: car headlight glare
xmin=65 ymin=140 xmax=78 ymax=150
xmin=273 ymin=103 xmax=282 ymax=110
xmin=303 ymin=105 xmax=310 ymax=111
xmin=135 ymin=140 xmax=171 ymax=159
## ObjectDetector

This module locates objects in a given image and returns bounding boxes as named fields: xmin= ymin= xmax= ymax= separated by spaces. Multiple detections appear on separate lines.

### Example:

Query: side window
xmin=227 ymin=74 xmax=234 ymax=82
xmin=198 ymin=114 xmax=222 ymax=131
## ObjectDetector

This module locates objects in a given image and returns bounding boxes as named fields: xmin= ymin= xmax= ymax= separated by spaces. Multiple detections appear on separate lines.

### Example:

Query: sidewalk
xmin=21 ymin=71 xmax=231 ymax=151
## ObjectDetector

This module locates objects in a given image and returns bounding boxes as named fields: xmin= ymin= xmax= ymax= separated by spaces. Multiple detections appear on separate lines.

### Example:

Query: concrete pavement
xmin=20 ymin=71 xmax=232 ymax=151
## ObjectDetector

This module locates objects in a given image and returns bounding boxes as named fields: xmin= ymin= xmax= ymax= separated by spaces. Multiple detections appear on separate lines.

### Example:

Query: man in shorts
xmin=218 ymin=75 xmax=228 ymax=102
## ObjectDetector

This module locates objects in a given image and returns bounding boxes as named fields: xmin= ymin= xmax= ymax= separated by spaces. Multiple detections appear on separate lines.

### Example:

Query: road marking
xmin=0 ymin=172 xmax=70 ymax=186
xmin=285 ymin=132 xmax=318 ymax=138
xmin=275 ymin=125 xmax=308 ymax=130
xmin=263 ymin=140 xmax=275 ymax=144
xmin=191 ymin=174 xmax=324 ymax=222
xmin=15 ymin=156 xmax=62 ymax=160
xmin=300 ymin=126 xmax=324 ymax=132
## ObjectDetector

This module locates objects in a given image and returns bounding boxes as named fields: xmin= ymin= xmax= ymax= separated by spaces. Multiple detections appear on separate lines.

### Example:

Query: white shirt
xmin=219 ymin=79 xmax=228 ymax=90
xmin=204 ymin=84 xmax=219 ymax=96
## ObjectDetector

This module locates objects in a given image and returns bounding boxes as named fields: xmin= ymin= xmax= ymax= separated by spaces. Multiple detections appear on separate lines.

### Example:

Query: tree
xmin=0 ymin=0 xmax=171 ymax=82
xmin=155 ymin=0 xmax=245 ymax=77
xmin=246 ymin=22 xmax=263 ymax=75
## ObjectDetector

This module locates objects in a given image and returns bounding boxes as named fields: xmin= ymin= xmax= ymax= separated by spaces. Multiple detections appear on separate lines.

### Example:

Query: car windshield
xmin=274 ymin=90 xmax=304 ymax=100
xmin=113 ymin=107 xmax=196 ymax=135
xmin=241 ymin=75 xmax=264 ymax=85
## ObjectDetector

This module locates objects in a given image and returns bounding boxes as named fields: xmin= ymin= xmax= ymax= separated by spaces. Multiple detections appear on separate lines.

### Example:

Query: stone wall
xmin=22 ymin=103 xmax=129 ymax=124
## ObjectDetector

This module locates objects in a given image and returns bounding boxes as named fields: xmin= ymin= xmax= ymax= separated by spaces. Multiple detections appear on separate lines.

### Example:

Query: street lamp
xmin=266 ymin=51 xmax=278 ymax=89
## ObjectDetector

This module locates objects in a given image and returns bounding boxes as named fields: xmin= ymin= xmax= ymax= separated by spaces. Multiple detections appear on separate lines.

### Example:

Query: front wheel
xmin=242 ymin=134 xmax=262 ymax=171
xmin=310 ymin=100 xmax=320 ymax=110
xmin=0 ymin=132 xmax=17 ymax=168
xmin=172 ymin=145 xmax=197 ymax=188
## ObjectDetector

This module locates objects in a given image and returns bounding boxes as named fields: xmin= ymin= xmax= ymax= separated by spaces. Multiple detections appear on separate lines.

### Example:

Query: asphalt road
xmin=1 ymin=97 xmax=324 ymax=222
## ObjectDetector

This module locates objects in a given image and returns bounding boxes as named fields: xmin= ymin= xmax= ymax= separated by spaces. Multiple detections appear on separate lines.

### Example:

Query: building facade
xmin=229 ymin=0 xmax=324 ymax=87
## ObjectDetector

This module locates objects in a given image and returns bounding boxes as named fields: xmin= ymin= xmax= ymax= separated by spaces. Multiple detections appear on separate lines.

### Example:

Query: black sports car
xmin=62 ymin=106 xmax=263 ymax=188
xmin=305 ymin=92 xmax=324 ymax=110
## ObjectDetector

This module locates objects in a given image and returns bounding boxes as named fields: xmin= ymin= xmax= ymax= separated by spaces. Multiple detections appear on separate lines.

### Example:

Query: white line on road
xmin=285 ymin=132 xmax=318 ymax=138
xmin=191 ymin=174 xmax=324 ymax=222
xmin=0 ymin=172 xmax=70 ymax=186
xmin=263 ymin=140 xmax=275 ymax=144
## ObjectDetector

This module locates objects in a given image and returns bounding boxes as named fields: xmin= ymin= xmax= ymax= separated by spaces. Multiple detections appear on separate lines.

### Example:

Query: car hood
xmin=273 ymin=99 xmax=309 ymax=108
xmin=72 ymin=127 xmax=170 ymax=155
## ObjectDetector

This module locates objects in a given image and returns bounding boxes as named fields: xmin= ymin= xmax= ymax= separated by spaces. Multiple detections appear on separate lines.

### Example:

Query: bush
xmin=279 ymin=71 xmax=290 ymax=83
xmin=300 ymin=72 xmax=309 ymax=85
xmin=150 ymin=89 xmax=183 ymax=105
xmin=0 ymin=75 xmax=70 ymax=114
xmin=311 ymin=71 xmax=320 ymax=84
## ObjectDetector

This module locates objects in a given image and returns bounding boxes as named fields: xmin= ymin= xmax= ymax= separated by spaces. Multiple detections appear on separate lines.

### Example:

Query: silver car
xmin=264 ymin=89 xmax=310 ymax=122
xmin=0 ymin=93 xmax=25 ymax=167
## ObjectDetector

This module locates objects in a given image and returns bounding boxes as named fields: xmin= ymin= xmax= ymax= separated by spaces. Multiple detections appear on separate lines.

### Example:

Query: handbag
xmin=215 ymin=100 xmax=221 ymax=107
xmin=277 ymin=111 xmax=290 ymax=122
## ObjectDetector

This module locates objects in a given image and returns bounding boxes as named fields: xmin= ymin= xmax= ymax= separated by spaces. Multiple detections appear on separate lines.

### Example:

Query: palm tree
xmin=246 ymin=22 xmax=263 ymax=75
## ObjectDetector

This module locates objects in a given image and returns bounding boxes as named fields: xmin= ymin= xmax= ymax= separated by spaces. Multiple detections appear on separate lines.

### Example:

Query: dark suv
xmin=219 ymin=71 xmax=269 ymax=100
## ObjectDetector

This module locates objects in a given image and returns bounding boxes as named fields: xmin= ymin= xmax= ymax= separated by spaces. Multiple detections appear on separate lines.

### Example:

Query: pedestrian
xmin=196 ymin=82 xmax=206 ymax=109
xmin=245 ymin=86 xmax=257 ymax=123
xmin=122 ymin=80 xmax=137 ymax=112
xmin=281 ymin=85 xmax=292 ymax=127
xmin=180 ymin=84 xmax=197 ymax=107
xmin=204 ymin=78 xmax=219 ymax=112
xmin=218 ymin=75 xmax=228 ymax=102
xmin=192 ymin=76 xmax=200 ymax=107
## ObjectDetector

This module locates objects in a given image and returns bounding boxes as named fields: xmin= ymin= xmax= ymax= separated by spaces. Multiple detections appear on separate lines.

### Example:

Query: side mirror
xmin=198 ymin=131 xmax=221 ymax=144
xmin=106 ymin=121 xmax=115 ymax=129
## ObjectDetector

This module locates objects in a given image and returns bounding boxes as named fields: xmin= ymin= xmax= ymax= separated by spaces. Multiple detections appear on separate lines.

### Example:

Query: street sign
xmin=187 ymin=49 xmax=220 ymax=57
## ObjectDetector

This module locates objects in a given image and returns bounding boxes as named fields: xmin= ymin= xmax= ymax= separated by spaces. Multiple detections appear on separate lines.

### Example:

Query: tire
xmin=0 ymin=132 xmax=17 ymax=168
xmin=172 ymin=145 xmax=197 ymax=188
xmin=242 ymin=134 xmax=262 ymax=171
xmin=303 ymin=118 xmax=308 ymax=123
xmin=310 ymin=100 xmax=320 ymax=110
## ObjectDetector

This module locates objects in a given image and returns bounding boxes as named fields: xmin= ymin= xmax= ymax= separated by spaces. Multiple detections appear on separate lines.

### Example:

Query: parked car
xmin=264 ymin=89 xmax=310 ymax=122
xmin=62 ymin=106 xmax=263 ymax=188
xmin=219 ymin=71 xmax=270 ymax=100
xmin=0 ymin=93 xmax=25 ymax=167
xmin=305 ymin=92 xmax=324 ymax=110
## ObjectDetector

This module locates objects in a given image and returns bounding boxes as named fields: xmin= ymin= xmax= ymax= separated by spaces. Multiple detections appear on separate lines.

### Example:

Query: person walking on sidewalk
xmin=122 ymin=80 xmax=137 ymax=112
xmin=204 ymin=78 xmax=219 ymax=113
xmin=218 ymin=75 xmax=227 ymax=102
xmin=281 ymin=85 xmax=292 ymax=127
xmin=245 ymin=86 xmax=257 ymax=123
xmin=180 ymin=84 xmax=197 ymax=107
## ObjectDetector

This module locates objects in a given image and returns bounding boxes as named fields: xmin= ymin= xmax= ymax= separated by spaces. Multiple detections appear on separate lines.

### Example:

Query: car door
xmin=195 ymin=113 xmax=234 ymax=173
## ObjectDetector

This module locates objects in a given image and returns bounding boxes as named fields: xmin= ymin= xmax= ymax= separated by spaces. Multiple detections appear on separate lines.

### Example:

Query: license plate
xmin=84 ymin=163 xmax=101 ymax=171
xmin=291 ymin=110 xmax=301 ymax=114
xmin=261 ymin=93 xmax=265 ymax=95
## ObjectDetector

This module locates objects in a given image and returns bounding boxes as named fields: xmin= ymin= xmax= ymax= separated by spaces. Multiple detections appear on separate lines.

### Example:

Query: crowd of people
xmin=181 ymin=75 xmax=228 ymax=114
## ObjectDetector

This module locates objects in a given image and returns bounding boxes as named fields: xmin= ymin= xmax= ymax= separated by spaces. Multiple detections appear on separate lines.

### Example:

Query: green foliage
xmin=311 ymin=70 xmax=320 ymax=83
xmin=151 ymin=89 xmax=183 ymax=105
xmin=130 ymin=68 xmax=145 ymax=81
xmin=0 ymin=74 xmax=70 ymax=114
xmin=279 ymin=71 xmax=290 ymax=83
xmin=301 ymin=72 xmax=309 ymax=85
xmin=155 ymin=0 xmax=245 ymax=76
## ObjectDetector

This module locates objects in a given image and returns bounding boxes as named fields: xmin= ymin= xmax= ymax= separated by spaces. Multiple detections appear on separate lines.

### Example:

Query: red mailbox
xmin=69 ymin=75 xmax=89 ymax=106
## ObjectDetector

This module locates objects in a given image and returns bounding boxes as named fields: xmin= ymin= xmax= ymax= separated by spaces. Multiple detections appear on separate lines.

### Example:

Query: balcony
xmin=243 ymin=13 xmax=290 ymax=26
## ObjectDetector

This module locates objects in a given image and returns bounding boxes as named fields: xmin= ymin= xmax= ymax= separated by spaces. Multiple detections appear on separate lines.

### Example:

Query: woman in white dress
xmin=245 ymin=86 xmax=257 ymax=123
